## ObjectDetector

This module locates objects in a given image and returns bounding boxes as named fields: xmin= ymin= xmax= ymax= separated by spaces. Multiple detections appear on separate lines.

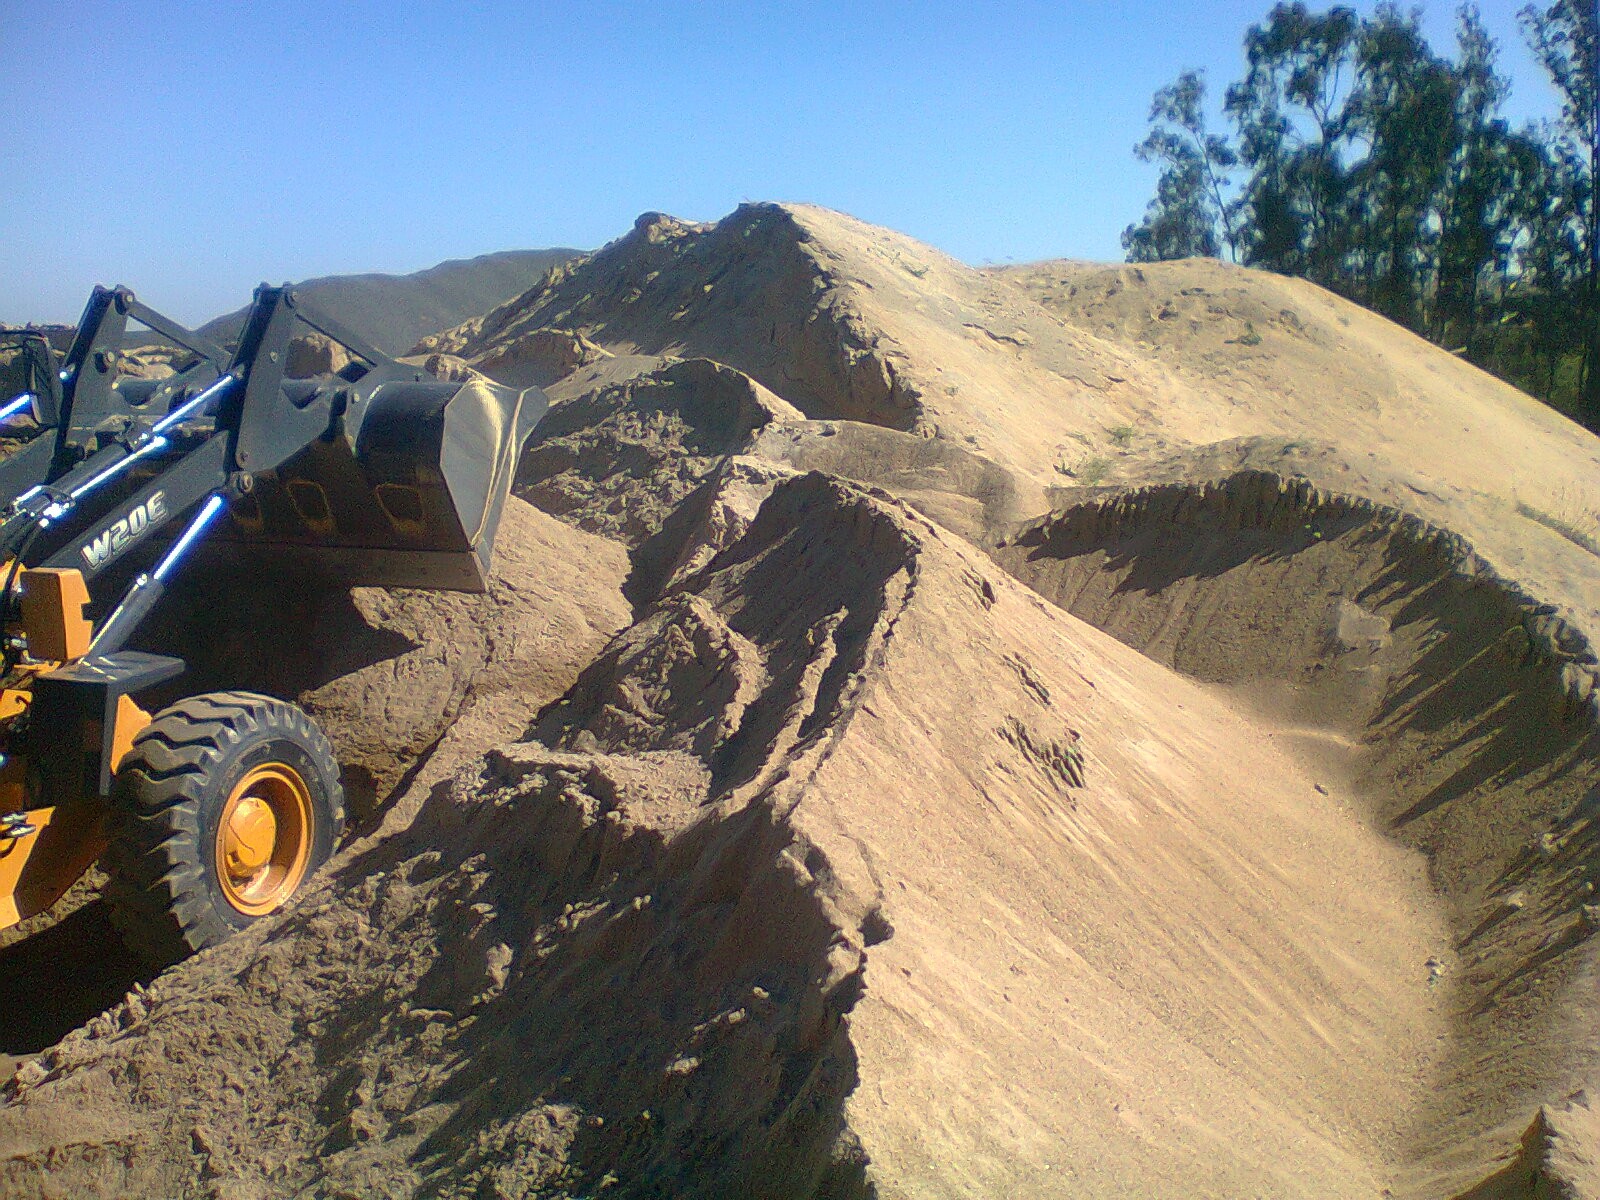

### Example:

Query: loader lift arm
xmin=0 ymin=286 xmax=226 ymax=520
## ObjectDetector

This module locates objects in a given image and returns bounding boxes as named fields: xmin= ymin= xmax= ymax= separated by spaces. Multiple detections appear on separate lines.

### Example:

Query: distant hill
xmin=198 ymin=248 xmax=581 ymax=356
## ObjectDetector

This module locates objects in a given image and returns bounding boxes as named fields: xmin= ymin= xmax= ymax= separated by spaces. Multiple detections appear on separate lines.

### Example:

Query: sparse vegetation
xmin=1106 ymin=423 xmax=1137 ymax=447
xmin=1075 ymin=455 xmax=1113 ymax=484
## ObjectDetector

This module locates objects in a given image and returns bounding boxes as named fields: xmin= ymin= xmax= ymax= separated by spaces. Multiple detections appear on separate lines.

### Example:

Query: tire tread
xmin=103 ymin=692 xmax=344 ymax=966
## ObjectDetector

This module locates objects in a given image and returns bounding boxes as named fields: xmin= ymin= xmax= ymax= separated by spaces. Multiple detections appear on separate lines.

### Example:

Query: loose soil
xmin=1 ymin=204 xmax=1596 ymax=1199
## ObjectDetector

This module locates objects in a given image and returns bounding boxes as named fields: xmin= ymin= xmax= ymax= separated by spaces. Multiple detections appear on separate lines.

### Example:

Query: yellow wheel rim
xmin=214 ymin=762 xmax=314 ymax=916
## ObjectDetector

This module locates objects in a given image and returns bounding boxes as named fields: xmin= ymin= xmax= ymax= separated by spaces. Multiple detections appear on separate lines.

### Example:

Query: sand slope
xmin=1 ymin=204 xmax=1597 ymax=1198
xmin=0 ymin=476 xmax=1454 ymax=1198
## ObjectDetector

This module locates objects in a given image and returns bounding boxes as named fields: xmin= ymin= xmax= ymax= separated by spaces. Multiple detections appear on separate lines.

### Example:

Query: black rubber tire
xmin=103 ymin=691 xmax=344 ymax=967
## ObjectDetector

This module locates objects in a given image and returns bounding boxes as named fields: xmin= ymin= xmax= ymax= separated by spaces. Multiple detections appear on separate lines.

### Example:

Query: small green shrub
xmin=1075 ymin=456 xmax=1112 ymax=485
xmin=1106 ymin=424 xmax=1136 ymax=447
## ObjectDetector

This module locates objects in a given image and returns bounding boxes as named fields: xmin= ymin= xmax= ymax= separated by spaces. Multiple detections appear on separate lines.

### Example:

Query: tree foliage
xmin=1519 ymin=0 xmax=1599 ymax=420
xmin=1123 ymin=71 xmax=1237 ymax=261
xmin=1124 ymin=0 xmax=1600 ymax=430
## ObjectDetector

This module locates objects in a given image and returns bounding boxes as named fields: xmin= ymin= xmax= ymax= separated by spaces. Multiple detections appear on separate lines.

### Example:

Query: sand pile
xmin=996 ymin=468 xmax=1600 ymax=1189
xmin=0 ymin=475 xmax=1461 ymax=1198
xmin=1 ymin=204 xmax=1598 ymax=1199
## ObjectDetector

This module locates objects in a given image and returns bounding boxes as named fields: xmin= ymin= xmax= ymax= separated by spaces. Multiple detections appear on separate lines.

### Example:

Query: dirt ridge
xmin=997 ymin=467 xmax=1600 ymax=1196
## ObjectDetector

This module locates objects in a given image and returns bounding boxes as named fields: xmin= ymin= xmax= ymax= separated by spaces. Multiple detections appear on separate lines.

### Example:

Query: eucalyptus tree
xmin=1520 ymin=0 xmax=1599 ymax=423
xmin=1224 ymin=3 xmax=1362 ymax=282
xmin=1122 ymin=70 xmax=1237 ymax=261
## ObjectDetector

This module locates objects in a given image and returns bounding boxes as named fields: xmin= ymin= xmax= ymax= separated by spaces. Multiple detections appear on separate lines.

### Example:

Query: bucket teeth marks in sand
xmin=997 ymin=716 xmax=1086 ymax=793
xmin=1004 ymin=654 xmax=1054 ymax=709
xmin=515 ymin=359 xmax=806 ymax=609
xmin=537 ymin=477 xmax=920 ymax=808
xmin=533 ymin=594 xmax=764 ymax=765
xmin=688 ymin=479 xmax=920 ymax=799
xmin=960 ymin=566 xmax=996 ymax=610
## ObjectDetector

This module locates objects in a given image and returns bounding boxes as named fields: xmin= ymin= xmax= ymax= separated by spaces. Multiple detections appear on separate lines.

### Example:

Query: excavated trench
xmin=994 ymin=469 xmax=1600 ymax=1194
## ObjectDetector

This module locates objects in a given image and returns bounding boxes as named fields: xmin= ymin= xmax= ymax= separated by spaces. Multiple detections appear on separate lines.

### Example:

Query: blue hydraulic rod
xmin=87 ymin=493 xmax=228 ymax=656
xmin=3 ymin=374 xmax=237 ymax=529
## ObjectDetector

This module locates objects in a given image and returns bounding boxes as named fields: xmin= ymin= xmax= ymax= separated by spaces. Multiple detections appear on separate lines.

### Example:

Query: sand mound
xmin=3 ymin=203 xmax=1599 ymax=1198
xmin=0 ymin=475 xmax=1459 ymax=1198
xmin=1001 ymin=258 xmax=1600 ymax=596
xmin=418 ymin=205 xmax=1161 ymax=486
xmin=437 ymin=206 xmax=1600 ymax=625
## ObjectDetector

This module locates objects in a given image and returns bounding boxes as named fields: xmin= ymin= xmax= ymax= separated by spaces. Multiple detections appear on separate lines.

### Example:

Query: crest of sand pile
xmin=999 ymin=256 xmax=1600 ymax=504
xmin=0 ymin=475 xmax=1455 ymax=1198
xmin=417 ymin=204 xmax=1163 ymax=486
xmin=428 ymin=202 xmax=1600 ymax=628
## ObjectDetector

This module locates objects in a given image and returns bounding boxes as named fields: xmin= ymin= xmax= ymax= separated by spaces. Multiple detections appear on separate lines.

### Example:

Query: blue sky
xmin=0 ymin=1 xmax=1559 ymax=326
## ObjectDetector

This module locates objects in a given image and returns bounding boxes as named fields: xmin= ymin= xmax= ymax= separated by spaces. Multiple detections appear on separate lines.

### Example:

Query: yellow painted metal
xmin=0 ymin=803 xmax=108 ymax=929
xmin=214 ymin=763 xmax=313 ymax=917
xmin=109 ymin=694 xmax=151 ymax=773
xmin=17 ymin=568 xmax=92 ymax=662
xmin=0 ymin=568 xmax=151 ymax=932
xmin=223 ymin=797 xmax=276 ymax=874
xmin=0 ymin=686 xmax=29 ymax=725
xmin=0 ymin=680 xmax=100 ymax=932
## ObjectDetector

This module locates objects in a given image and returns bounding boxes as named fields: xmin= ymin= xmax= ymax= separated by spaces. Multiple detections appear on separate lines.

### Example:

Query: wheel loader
xmin=0 ymin=283 xmax=544 ymax=965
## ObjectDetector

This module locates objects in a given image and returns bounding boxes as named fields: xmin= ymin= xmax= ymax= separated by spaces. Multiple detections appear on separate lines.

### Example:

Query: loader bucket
xmin=217 ymin=375 xmax=545 ymax=591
